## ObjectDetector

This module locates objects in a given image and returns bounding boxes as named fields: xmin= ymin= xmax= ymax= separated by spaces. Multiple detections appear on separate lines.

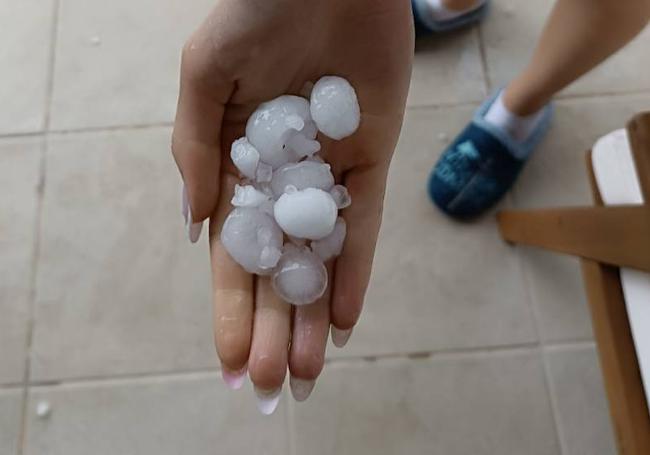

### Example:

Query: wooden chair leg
xmin=497 ymin=205 xmax=650 ymax=272
xmin=581 ymin=259 xmax=650 ymax=455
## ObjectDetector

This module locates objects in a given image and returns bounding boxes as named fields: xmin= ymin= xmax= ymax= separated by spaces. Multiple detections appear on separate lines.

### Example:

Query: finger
xmin=288 ymin=264 xmax=332 ymax=402
xmin=172 ymin=27 xmax=234 ymax=242
xmin=248 ymin=276 xmax=292 ymax=415
xmin=210 ymin=174 xmax=254 ymax=390
xmin=330 ymin=165 xmax=387 ymax=344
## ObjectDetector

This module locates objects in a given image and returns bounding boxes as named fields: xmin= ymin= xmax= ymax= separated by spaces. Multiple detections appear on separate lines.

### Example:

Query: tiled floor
xmin=2 ymin=0 xmax=647 ymax=453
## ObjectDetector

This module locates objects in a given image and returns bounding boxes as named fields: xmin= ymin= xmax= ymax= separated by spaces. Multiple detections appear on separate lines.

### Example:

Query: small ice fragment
xmin=286 ymin=133 xmax=320 ymax=159
xmin=270 ymin=161 xmax=335 ymax=197
xmin=329 ymin=184 xmax=351 ymax=209
xmin=231 ymin=184 xmax=270 ymax=208
xmin=259 ymin=245 xmax=282 ymax=270
xmin=90 ymin=36 xmax=101 ymax=46
xmin=221 ymin=207 xmax=284 ymax=274
xmin=230 ymin=137 xmax=260 ymax=179
xmin=259 ymin=199 xmax=275 ymax=216
xmin=274 ymin=188 xmax=337 ymax=240
xmin=272 ymin=245 xmax=327 ymax=305
xmin=311 ymin=217 xmax=346 ymax=261
xmin=36 ymin=401 xmax=51 ymax=418
xmin=245 ymin=95 xmax=313 ymax=168
xmin=310 ymin=76 xmax=360 ymax=140
xmin=255 ymin=162 xmax=273 ymax=183
xmin=301 ymin=120 xmax=318 ymax=140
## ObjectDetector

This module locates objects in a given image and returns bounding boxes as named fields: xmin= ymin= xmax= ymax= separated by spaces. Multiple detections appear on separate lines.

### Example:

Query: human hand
xmin=172 ymin=0 xmax=413 ymax=411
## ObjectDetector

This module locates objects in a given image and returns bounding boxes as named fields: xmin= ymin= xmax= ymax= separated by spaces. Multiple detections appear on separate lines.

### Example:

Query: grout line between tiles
xmin=475 ymin=24 xmax=491 ymax=95
xmin=17 ymin=2 xmax=61 ymax=453
xmin=513 ymin=245 xmax=565 ymax=454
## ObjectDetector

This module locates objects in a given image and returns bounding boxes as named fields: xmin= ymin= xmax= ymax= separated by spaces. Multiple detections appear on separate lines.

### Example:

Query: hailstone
xmin=310 ymin=76 xmax=360 ymax=140
xmin=273 ymin=187 xmax=338 ymax=240
xmin=270 ymin=161 xmax=335 ymax=197
xmin=220 ymin=207 xmax=283 ymax=274
xmin=272 ymin=245 xmax=328 ymax=305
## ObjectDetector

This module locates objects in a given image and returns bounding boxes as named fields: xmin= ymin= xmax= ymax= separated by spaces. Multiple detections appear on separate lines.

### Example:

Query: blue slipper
xmin=427 ymin=91 xmax=553 ymax=219
xmin=412 ymin=0 xmax=489 ymax=35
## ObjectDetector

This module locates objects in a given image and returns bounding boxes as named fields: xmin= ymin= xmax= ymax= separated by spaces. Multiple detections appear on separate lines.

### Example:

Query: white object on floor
xmin=36 ymin=401 xmax=52 ymax=418
xmin=592 ymin=128 xmax=650 ymax=411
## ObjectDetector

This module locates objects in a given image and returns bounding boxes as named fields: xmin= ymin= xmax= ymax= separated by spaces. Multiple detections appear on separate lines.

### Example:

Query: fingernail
xmin=222 ymin=365 xmax=247 ymax=390
xmin=254 ymin=387 xmax=282 ymax=416
xmin=290 ymin=376 xmax=315 ymax=402
xmin=182 ymin=184 xmax=202 ymax=243
xmin=331 ymin=326 xmax=353 ymax=348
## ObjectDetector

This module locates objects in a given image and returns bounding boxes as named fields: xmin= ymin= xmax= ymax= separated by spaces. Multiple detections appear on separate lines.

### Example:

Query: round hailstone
xmin=272 ymin=245 xmax=327 ymax=305
xmin=274 ymin=188 xmax=337 ymax=240
xmin=310 ymin=76 xmax=360 ymax=140
xmin=245 ymin=95 xmax=314 ymax=169
xmin=230 ymin=137 xmax=260 ymax=180
xmin=221 ymin=207 xmax=283 ymax=274
xmin=270 ymin=161 xmax=335 ymax=198
xmin=311 ymin=217 xmax=346 ymax=261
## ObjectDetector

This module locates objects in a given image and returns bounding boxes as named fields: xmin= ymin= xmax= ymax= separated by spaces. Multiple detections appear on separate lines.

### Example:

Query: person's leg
xmin=505 ymin=0 xmax=650 ymax=116
xmin=428 ymin=0 xmax=650 ymax=219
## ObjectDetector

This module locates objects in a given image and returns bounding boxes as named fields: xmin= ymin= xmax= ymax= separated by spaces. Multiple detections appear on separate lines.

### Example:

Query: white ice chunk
xmin=329 ymin=184 xmax=351 ymax=209
xmin=230 ymin=137 xmax=260 ymax=180
xmin=270 ymin=161 xmax=335 ymax=197
xmin=255 ymin=162 xmax=273 ymax=182
xmin=245 ymin=95 xmax=313 ymax=168
xmin=272 ymin=245 xmax=327 ymax=305
xmin=286 ymin=133 xmax=320 ymax=159
xmin=311 ymin=217 xmax=346 ymax=261
xmin=231 ymin=184 xmax=271 ymax=208
xmin=274 ymin=188 xmax=337 ymax=240
xmin=221 ymin=207 xmax=284 ymax=275
xmin=310 ymin=76 xmax=360 ymax=140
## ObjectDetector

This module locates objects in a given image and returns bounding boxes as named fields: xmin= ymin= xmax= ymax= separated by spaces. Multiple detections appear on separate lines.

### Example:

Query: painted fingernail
xmin=254 ymin=387 xmax=282 ymax=416
xmin=290 ymin=376 xmax=315 ymax=402
xmin=182 ymin=184 xmax=202 ymax=243
xmin=331 ymin=326 xmax=353 ymax=348
xmin=222 ymin=365 xmax=247 ymax=390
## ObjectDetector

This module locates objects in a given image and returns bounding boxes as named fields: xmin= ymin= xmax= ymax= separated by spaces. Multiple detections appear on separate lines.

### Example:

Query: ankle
xmin=502 ymin=83 xmax=550 ymax=117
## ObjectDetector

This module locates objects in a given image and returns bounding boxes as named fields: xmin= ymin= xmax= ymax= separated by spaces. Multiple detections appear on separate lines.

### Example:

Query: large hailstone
xmin=220 ymin=207 xmax=283 ymax=274
xmin=245 ymin=95 xmax=320 ymax=169
xmin=270 ymin=161 xmax=335 ymax=198
xmin=310 ymin=76 xmax=360 ymax=140
xmin=272 ymin=245 xmax=327 ymax=305
xmin=274 ymin=187 xmax=338 ymax=240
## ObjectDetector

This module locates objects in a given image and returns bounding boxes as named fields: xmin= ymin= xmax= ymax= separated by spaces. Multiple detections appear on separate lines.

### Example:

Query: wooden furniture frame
xmin=497 ymin=112 xmax=650 ymax=454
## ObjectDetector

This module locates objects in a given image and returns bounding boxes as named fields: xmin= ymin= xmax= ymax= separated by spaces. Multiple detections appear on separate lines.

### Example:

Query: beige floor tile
xmin=0 ymin=0 xmax=54 ymax=134
xmin=24 ymin=374 xmax=288 ymax=455
xmin=49 ymin=0 xmax=213 ymax=130
xmin=545 ymin=344 xmax=616 ymax=455
xmin=0 ymin=138 xmax=41 ymax=384
xmin=511 ymin=95 xmax=650 ymax=341
xmin=0 ymin=389 xmax=23 ymax=455
xmin=482 ymin=0 xmax=650 ymax=97
xmin=330 ymin=106 xmax=536 ymax=358
xmin=409 ymin=28 xmax=486 ymax=107
xmin=296 ymin=350 xmax=560 ymax=455
xmin=31 ymin=128 xmax=214 ymax=381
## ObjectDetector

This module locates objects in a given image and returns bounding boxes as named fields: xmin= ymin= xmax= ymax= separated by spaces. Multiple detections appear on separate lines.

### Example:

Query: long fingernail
xmin=331 ymin=326 xmax=353 ymax=348
xmin=182 ymin=184 xmax=202 ymax=243
xmin=222 ymin=365 xmax=247 ymax=390
xmin=290 ymin=376 xmax=315 ymax=402
xmin=254 ymin=387 xmax=282 ymax=415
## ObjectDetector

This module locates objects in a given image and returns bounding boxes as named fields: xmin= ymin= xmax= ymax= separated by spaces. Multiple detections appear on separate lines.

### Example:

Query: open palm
xmin=172 ymin=0 xmax=413 ymax=408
